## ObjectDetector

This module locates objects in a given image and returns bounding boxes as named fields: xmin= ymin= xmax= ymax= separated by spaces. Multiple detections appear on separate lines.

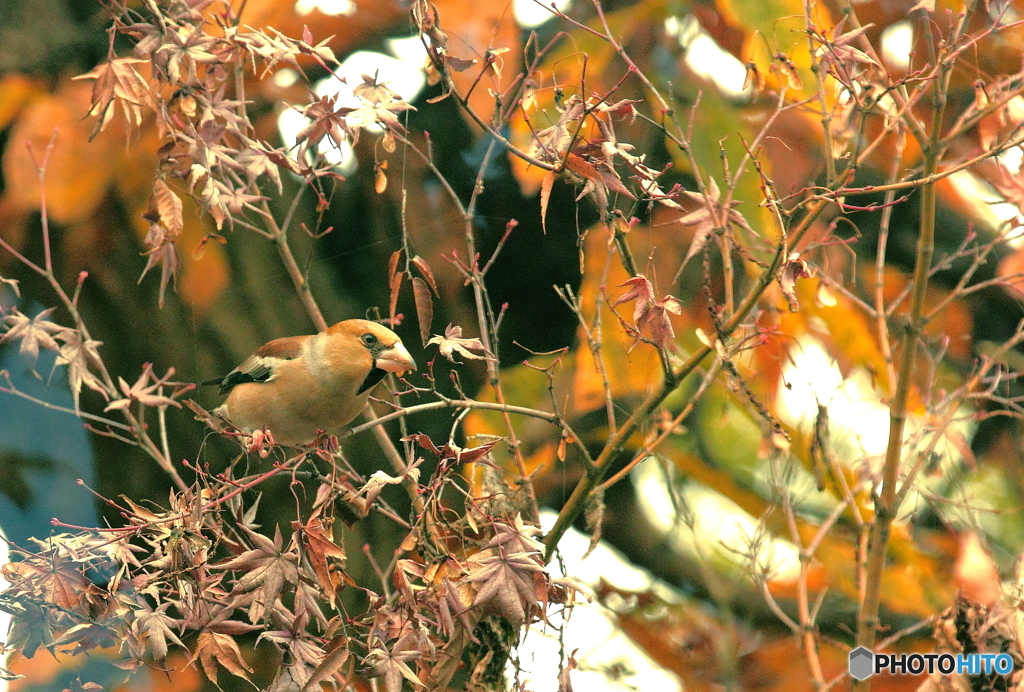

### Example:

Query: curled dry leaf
xmin=779 ymin=253 xmax=814 ymax=312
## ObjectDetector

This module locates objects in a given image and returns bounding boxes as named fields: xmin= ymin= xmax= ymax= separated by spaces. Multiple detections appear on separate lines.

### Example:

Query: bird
xmin=204 ymin=319 xmax=416 ymax=446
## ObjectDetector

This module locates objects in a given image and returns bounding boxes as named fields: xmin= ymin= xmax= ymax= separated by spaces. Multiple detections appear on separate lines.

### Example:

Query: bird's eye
xmin=361 ymin=333 xmax=379 ymax=346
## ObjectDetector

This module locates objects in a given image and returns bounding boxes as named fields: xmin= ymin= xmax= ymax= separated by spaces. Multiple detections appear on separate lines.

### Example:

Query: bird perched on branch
xmin=205 ymin=319 xmax=416 ymax=446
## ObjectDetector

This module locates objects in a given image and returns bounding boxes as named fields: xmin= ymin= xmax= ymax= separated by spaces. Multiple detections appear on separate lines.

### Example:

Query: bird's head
xmin=327 ymin=320 xmax=416 ymax=394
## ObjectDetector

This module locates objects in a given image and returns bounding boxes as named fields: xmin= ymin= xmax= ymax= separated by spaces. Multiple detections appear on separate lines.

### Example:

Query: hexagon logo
xmin=849 ymin=647 xmax=874 ymax=680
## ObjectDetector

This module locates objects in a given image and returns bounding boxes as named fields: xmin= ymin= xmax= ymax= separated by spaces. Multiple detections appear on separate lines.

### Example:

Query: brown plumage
xmin=207 ymin=319 xmax=416 ymax=446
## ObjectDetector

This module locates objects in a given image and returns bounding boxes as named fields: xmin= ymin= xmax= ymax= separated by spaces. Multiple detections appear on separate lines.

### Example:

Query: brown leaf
xmin=214 ymin=525 xmax=298 ymax=621
xmin=295 ymin=517 xmax=346 ymax=608
xmin=301 ymin=640 xmax=351 ymax=692
xmin=613 ymin=274 xmax=682 ymax=349
xmin=412 ymin=276 xmax=433 ymax=347
xmin=463 ymin=548 xmax=542 ymax=628
xmin=72 ymin=57 xmax=151 ymax=139
xmin=389 ymin=271 xmax=404 ymax=321
xmin=152 ymin=179 xmax=183 ymax=237
xmin=411 ymin=255 xmax=439 ymax=294
xmin=779 ymin=253 xmax=814 ymax=312
xmin=363 ymin=637 xmax=424 ymax=692
xmin=196 ymin=630 xmax=253 ymax=684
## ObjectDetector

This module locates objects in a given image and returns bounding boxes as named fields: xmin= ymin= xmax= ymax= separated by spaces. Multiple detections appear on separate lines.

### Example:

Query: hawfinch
xmin=207 ymin=319 xmax=416 ymax=446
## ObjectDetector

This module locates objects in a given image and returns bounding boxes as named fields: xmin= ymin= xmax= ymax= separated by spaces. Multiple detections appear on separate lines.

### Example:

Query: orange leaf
xmin=2 ymin=80 xmax=122 ymax=224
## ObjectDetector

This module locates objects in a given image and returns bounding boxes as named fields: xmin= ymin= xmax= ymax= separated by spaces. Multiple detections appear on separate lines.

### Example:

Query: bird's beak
xmin=376 ymin=341 xmax=417 ymax=374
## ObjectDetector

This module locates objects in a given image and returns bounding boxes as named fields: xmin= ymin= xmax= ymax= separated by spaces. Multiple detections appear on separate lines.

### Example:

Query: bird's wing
xmin=214 ymin=336 xmax=306 ymax=394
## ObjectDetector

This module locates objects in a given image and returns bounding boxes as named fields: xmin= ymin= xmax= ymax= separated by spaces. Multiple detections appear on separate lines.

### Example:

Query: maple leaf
xmin=612 ymin=275 xmax=683 ymax=349
xmin=531 ymin=95 xmax=585 ymax=162
xmin=427 ymin=324 xmax=495 ymax=363
xmin=236 ymin=146 xmax=284 ymax=194
xmin=359 ymin=468 xmax=420 ymax=507
xmin=353 ymin=73 xmax=401 ymax=104
xmin=259 ymin=629 xmax=326 ymax=692
xmin=105 ymin=363 xmax=187 ymax=412
xmin=297 ymin=94 xmax=351 ymax=151
xmin=363 ymin=635 xmax=425 ymax=692
xmin=676 ymin=177 xmax=754 ymax=270
xmin=403 ymin=433 xmax=498 ymax=470
xmin=72 ymin=57 xmax=152 ymax=139
xmin=138 ymin=220 xmax=179 ymax=308
xmin=53 ymin=331 xmax=107 ymax=412
xmin=814 ymin=22 xmax=880 ymax=87
xmin=596 ymin=98 xmax=642 ymax=123
xmin=462 ymin=518 xmax=545 ymax=627
xmin=215 ymin=525 xmax=298 ymax=622
xmin=345 ymin=97 xmax=415 ymax=133
xmin=0 ymin=307 xmax=66 ymax=364
xmin=131 ymin=602 xmax=185 ymax=664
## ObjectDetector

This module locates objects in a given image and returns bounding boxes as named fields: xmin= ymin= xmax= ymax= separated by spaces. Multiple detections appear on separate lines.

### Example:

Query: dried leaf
xmin=779 ymin=253 xmax=814 ymax=312
xmin=412 ymin=277 xmax=433 ymax=347
xmin=411 ymin=255 xmax=439 ymax=295
xmin=196 ymin=629 xmax=253 ymax=684
xmin=295 ymin=517 xmax=346 ymax=608
xmin=152 ymin=179 xmax=183 ymax=237
xmin=427 ymin=324 xmax=495 ymax=363
xmin=301 ymin=642 xmax=350 ymax=692
xmin=0 ymin=307 xmax=65 ymax=364
xmin=389 ymin=271 xmax=404 ymax=321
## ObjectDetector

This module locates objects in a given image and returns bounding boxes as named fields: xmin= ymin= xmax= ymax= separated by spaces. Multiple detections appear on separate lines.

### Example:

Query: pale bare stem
xmin=873 ymin=129 xmax=905 ymax=388
xmin=555 ymin=268 xmax=619 ymax=434
xmin=759 ymin=577 xmax=800 ymax=631
xmin=394 ymin=134 xmax=467 ymax=217
xmin=719 ymin=234 xmax=735 ymax=317
xmin=589 ymin=0 xmax=670 ymax=115
xmin=854 ymin=3 xmax=977 ymax=682
xmin=832 ymin=127 xmax=1024 ymax=200
xmin=816 ymin=273 xmax=877 ymax=316
xmin=462 ymin=138 xmax=541 ymax=524
xmin=722 ymin=88 xmax=790 ymax=203
xmin=875 ymin=618 xmax=935 ymax=650
xmin=768 ymin=454 xmax=826 ymax=689
xmin=0 ymin=372 xmax=131 ymax=431
xmin=27 ymin=130 xmax=58 ymax=275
